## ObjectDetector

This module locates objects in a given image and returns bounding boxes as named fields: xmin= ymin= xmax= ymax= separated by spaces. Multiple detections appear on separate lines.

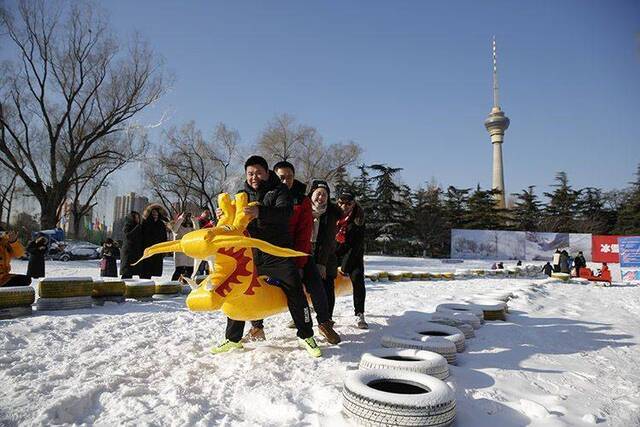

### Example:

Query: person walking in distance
xmin=335 ymin=192 xmax=368 ymax=329
xmin=26 ymin=234 xmax=48 ymax=279
xmin=211 ymin=156 xmax=321 ymax=357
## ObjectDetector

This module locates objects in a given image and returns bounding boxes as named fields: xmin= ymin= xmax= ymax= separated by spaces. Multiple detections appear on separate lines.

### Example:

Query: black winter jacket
xmin=238 ymin=170 xmax=293 ymax=248
xmin=336 ymin=205 xmax=365 ymax=274
xmin=313 ymin=202 xmax=341 ymax=276
xmin=26 ymin=241 xmax=46 ymax=278
xmin=101 ymin=245 xmax=119 ymax=277
xmin=120 ymin=213 xmax=143 ymax=278
xmin=140 ymin=204 xmax=168 ymax=278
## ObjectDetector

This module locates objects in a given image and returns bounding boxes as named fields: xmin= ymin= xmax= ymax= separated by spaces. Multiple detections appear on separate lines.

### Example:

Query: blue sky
xmin=31 ymin=1 xmax=640 ymax=197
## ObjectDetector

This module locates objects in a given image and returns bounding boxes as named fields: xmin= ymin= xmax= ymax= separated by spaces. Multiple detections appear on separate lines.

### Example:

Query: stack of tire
xmin=343 ymin=348 xmax=456 ymax=426
xmin=154 ymin=281 xmax=182 ymax=299
xmin=380 ymin=322 xmax=461 ymax=365
xmin=0 ymin=286 xmax=35 ymax=319
xmin=124 ymin=279 xmax=156 ymax=300
xmin=464 ymin=299 xmax=508 ymax=321
xmin=36 ymin=277 xmax=93 ymax=311
xmin=92 ymin=279 xmax=126 ymax=305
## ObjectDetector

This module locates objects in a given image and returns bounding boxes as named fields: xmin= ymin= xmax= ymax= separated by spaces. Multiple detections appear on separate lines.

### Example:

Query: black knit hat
xmin=244 ymin=155 xmax=269 ymax=172
xmin=338 ymin=191 xmax=355 ymax=202
xmin=308 ymin=179 xmax=331 ymax=200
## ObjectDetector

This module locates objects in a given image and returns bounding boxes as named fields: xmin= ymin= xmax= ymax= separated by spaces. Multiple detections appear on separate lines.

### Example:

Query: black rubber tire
xmin=0 ymin=306 xmax=33 ymax=319
xmin=92 ymin=279 xmax=126 ymax=297
xmin=124 ymin=279 xmax=156 ymax=298
xmin=342 ymin=369 xmax=456 ymax=427
xmin=359 ymin=348 xmax=449 ymax=380
xmin=155 ymin=281 xmax=182 ymax=295
xmin=36 ymin=296 xmax=93 ymax=311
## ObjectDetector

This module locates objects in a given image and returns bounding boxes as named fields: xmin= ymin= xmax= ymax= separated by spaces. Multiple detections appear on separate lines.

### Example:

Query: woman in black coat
xmin=120 ymin=211 xmax=143 ymax=279
xmin=26 ymin=235 xmax=48 ymax=279
xmin=100 ymin=238 xmax=120 ymax=277
xmin=335 ymin=192 xmax=367 ymax=329
xmin=139 ymin=204 xmax=168 ymax=279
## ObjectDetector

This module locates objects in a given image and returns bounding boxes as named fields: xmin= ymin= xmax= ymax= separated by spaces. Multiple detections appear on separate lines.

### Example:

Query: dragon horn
xmin=213 ymin=235 xmax=307 ymax=258
xmin=132 ymin=240 xmax=183 ymax=265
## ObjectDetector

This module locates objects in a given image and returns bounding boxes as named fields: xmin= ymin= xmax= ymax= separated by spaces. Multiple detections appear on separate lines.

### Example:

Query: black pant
xmin=349 ymin=264 xmax=366 ymax=315
xmin=172 ymin=266 xmax=194 ymax=281
xmin=252 ymin=260 xmax=331 ymax=328
xmin=3 ymin=274 xmax=31 ymax=287
xmin=196 ymin=260 xmax=209 ymax=276
xmin=323 ymin=263 xmax=366 ymax=318
xmin=323 ymin=275 xmax=336 ymax=320
xmin=226 ymin=252 xmax=313 ymax=342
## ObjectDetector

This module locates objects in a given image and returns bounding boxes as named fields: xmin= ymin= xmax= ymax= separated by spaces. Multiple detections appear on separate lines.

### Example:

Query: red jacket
xmin=289 ymin=180 xmax=313 ymax=269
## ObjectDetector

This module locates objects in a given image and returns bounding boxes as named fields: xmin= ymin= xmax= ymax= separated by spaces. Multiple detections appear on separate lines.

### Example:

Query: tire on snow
xmin=429 ymin=317 xmax=475 ymax=339
xmin=381 ymin=334 xmax=457 ymax=365
xmin=38 ymin=277 xmax=94 ymax=298
xmin=432 ymin=310 xmax=481 ymax=330
xmin=413 ymin=322 xmax=465 ymax=353
xmin=0 ymin=286 xmax=35 ymax=309
xmin=124 ymin=279 xmax=156 ymax=299
xmin=359 ymin=348 xmax=450 ymax=380
xmin=435 ymin=303 xmax=485 ymax=323
xmin=465 ymin=300 xmax=507 ymax=321
xmin=36 ymin=296 xmax=93 ymax=311
xmin=342 ymin=369 xmax=456 ymax=427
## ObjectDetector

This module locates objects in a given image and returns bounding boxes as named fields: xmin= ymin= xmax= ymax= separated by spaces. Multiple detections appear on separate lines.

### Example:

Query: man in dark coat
xmin=26 ymin=235 xmax=48 ymax=279
xmin=248 ymin=162 xmax=340 ymax=345
xmin=120 ymin=211 xmax=143 ymax=279
xmin=212 ymin=155 xmax=319 ymax=357
xmin=574 ymin=251 xmax=587 ymax=276
xmin=335 ymin=192 xmax=367 ymax=329
xmin=100 ymin=238 xmax=119 ymax=277
xmin=140 ymin=204 xmax=168 ymax=279
xmin=541 ymin=261 xmax=553 ymax=277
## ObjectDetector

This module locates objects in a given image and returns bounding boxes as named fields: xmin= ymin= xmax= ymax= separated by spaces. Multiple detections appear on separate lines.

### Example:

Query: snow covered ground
xmin=1 ymin=256 xmax=639 ymax=426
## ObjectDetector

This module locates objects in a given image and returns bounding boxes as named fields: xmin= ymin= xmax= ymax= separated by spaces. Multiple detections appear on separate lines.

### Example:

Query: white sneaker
xmin=356 ymin=313 xmax=368 ymax=329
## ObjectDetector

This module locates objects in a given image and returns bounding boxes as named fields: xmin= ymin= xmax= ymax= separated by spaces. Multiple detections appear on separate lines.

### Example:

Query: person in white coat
xmin=169 ymin=212 xmax=196 ymax=281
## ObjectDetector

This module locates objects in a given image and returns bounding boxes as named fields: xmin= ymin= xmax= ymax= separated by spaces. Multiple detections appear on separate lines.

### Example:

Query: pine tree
xmin=351 ymin=164 xmax=376 ymax=250
xmin=411 ymin=184 xmax=449 ymax=257
xmin=443 ymin=186 xmax=470 ymax=230
xmin=615 ymin=164 xmax=640 ymax=234
xmin=369 ymin=164 xmax=405 ymax=254
xmin=575 ymin=187 xmax=607 ymax=234
xmin=465 ymin=186 xmax=506 ymax=230
xmin=510 ymin=186 xmax=542 ymax=231
xmin=332 ymin=165 xmax=351 ymax=199
xmin=543 ymin=172 xmax=580 ymax=232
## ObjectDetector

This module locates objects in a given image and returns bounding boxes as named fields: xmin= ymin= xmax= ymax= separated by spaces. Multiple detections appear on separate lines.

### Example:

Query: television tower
xmin=484 ymin=36 xmax=510 ymax=209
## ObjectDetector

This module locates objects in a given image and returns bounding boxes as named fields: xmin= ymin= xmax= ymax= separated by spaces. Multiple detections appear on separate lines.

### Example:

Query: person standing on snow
xmin=100 ymin=238 xmax=119 ymax=277
xmin=0 ymin=227 xmax=29 ymax=287
xmin=552 ymin=249 xmax=561 ymax=273
xmin=139 ymin=204 xmax=169 ymax=279
xmin=335 ymin=192 xmax=368 ymax=329
xmin=212 ymin=155 xmax=320 ymax=357
xmin=308 ymin=180 xmax=342 ymax=326
xmin=169 ymin=212 xmax=196 ymax=281
xmin=26 ymin=234 xmax=48 ymax=279
xmin=120 ymin=211 xmax=143 ymax=279
xmin=574 ymin=251 xmax=586 ymax=277
xmin=559 ymin=250 xmax=570 ymax=274
xmin=245 ymin=162 xmax=340 ymax=345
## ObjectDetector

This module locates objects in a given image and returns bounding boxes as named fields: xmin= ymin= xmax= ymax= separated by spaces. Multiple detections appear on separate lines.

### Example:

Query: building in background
xmin=111 ymin=192 xmax=149 ymax=241
xmin=59 ymin=199 xmax=94 ymax=239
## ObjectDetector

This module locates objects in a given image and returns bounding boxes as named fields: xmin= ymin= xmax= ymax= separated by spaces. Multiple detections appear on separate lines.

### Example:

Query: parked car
xmin=50 ymin=244 xmax=100 ymax=262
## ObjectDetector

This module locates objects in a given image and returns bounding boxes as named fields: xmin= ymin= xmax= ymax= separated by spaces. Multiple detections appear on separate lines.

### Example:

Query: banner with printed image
xmin=619 ymin=236 xmax=640 ymax=285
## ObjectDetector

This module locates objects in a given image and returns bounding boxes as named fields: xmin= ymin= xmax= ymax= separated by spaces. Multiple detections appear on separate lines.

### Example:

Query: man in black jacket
xmin=574 ymin=251 xmax=587 ymax=276
xmin=212 ymin=156 xmax=320 ymax=357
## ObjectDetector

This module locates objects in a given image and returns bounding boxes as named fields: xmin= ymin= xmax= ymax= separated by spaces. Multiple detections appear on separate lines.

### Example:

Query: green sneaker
xmin=299 ymin=337 xmax=322 ymax=358
xmin=210 ymin=339 xmax=243 ymax=355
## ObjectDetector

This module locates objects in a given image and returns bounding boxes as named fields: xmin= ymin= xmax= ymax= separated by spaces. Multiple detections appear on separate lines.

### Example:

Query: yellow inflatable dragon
xmin=137 ymin=192 xmax=351 ymax=321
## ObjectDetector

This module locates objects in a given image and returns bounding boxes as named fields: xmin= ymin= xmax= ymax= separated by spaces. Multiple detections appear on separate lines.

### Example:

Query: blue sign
xmin=619 ymin=237 xmax=640 ymax=285
xmin=619 ymin=237 xmax=640 ymax=267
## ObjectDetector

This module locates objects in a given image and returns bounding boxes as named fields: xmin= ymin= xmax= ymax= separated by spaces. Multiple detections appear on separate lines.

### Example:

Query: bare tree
xmin=257 ymin=113 xmax=362 ymax=184
xmin=0 ymin=1 xmax=168 ymax=228
xmin=0 ymin=165 xmax=19 ymax=227
xmin=145 ymin=121 xmax=240 ymax=215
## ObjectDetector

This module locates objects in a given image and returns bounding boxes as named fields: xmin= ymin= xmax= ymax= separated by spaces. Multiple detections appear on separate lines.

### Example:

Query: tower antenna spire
xmin=492 ymin=36 xmax=499 ymax=109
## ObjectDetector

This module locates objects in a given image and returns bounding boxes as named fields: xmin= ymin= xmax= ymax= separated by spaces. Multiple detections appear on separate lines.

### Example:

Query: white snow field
xmin=1 ymin=256 xmax=640 ymax=426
